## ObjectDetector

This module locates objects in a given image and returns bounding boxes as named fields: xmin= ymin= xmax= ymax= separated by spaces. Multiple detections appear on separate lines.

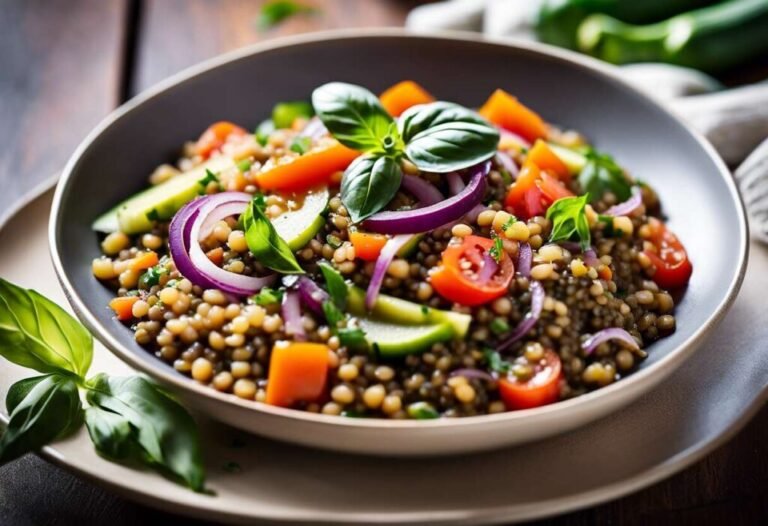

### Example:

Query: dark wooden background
xmin=1 ymin=1 xmax=767 ymax=524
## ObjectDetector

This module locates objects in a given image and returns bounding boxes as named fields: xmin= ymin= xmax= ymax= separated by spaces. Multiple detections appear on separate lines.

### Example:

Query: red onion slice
xmin=401 ymin=174 xmax=444 ymax=206
xmin=449 ymin=368 xmax=495 ymax=382
xmin=477 ymin=252 xmax=499 ymax=285
xmin=297 ymin=276 xmax=328 ymax=316
xmin=446 ymin=172 xmax=465 ymax=195
xmin=582 ymin=327 xmax=640 ymax=355
xmin=281 ymin=290 xmax=306 ymax=340
xmin=465 ymin=203 xmax=485 ymax=223
xmin=298 ymin=116 xmax=328 ymax=140
xmin=604 ymin=187 xmax=642 ymax=216
xmin=517 ymin=242 xmax=532 ymax=278
xmin=495 ymin=151 xmax=519 ymax=180
xmin=169 ymin=193 xmax=276 ymax=296
xmin=366 ymin=234 xmax=415 ymax=310
xmin=584 ymin=248 xmax=600 ymax=267
xmin=497 ymin=280 xmax=545 ymax=352
xmin=363 ymin=161 xmax=490 ymax=235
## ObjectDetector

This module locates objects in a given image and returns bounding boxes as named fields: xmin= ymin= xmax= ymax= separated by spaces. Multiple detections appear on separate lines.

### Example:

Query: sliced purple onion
xmin=517 ymin=242 xmax=532 ymax=278
xmin=582 ymin=328 xmax=640 ymax=355
xmin=281 ymin=290 xmax=306 ymax=340
xmin=449 ymin=368 xmax=495 ymax=382
xmin=446 ymin=172 xmax=465 ymax=195
xmin=498 ymin=128 xmax=532 ymax=149
xmin=169 ymin=192 xmax=276 ymax=296
xmin=477 ymin=252 xmax=498 ymax=285
xmin=604 ymin=187 xmax=642 ymax=216
xmin=401 ymin=174 xmax=443 ymax=206
xmin=363 ymin=161 xmax=490 ymax=235
xmin=584 ymin=248 xmax=600 ymax=267
xmin=297 ymin=276 xmax=328 ymax=316
xmin=495 ymin=151 xmax=519 ymax=180
xmin=497 ymin=280 xmax=545 ymax=352
xmin=366 ymin=234 xmax=414 ymax=310
xmin=465 ymin=203 xmax=486 ymax=223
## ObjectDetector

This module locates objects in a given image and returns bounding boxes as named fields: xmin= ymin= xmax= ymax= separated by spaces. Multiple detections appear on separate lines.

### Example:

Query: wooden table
xmin=1 ymin=1 xmax=767 ymax=524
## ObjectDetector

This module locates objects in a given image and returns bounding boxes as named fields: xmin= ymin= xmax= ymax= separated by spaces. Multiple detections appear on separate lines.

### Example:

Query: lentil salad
xmin=91 ymin=80 xmax=692 ymax=419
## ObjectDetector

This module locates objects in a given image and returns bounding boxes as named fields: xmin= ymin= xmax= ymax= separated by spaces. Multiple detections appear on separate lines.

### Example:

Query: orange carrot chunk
xmin=255 ymin=142 xmax=359 ymax=192
xmin=479 ymin=89 xmax=548 ymax=143
xmin=109 ymin=296 xmax=140 ymax=321
xmin=349 ymin=231 xmax=388 ymax=261
xmin=526 ymin=140 xmax=570 ymax=181
xmin=380 ymin=80 xmax=435 ymax=117
xmin=265 ymin=342 xmax=330 ymax=408
xmin=130 ymin=251 xmax=159 ymax=272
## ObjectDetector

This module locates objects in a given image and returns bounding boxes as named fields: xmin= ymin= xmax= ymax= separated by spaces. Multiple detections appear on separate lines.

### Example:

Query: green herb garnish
xmin=547 ymin=194 xmax=591 ymax=251
xmin=140 ymin=263 xmax=168 ymax=287
xmin=501 ymin=215 xmax=517 ymax=231
xmin=322 ymin=300 xmax=345 ymax=327
xmin=318 ymin=261 xmax=347 ymax=310
xmin=311 ymin=82 xmax=499 ymax=223
xmin=337 ymin=327 xmax=368 ymax=350
xmin=289 ymin=136 xmax=312 ymax=155
xmin=578 ymin=148 xmax=632 ymax=203
xmin=252 ymin=287 xmax=284 ymax=306
xmin=407 ymin=401 xmax=440 ymax=420
xmin=241 ymin=195 xmax=304 ymax=274
xmin=484 ymin=348 xmax=512 ymax=374
xmin=490 ymin=318 xmax=510 ymax=335
xmin=0 ymin=278 xmax=205 ymax=491
xmin=255 ymin=119 xmax=275 ymax=146
xmin=198 ymin=168 xmax=219 ymax=189
xmin=257 ymin=0 xmax=317 ymax=31
xmin=146 ymin=208 xmax=160 ymax=222
xmin=236 ymin=159 xmax=253 ymax=173
xmin=272 ymin=101 xmax=314 ymax=129
xmin=489 ymin=237 xmax=504 ymax=263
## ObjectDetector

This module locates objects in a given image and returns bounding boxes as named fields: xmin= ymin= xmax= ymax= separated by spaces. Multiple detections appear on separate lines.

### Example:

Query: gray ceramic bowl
xmin=50 ymin=29 xmax=747 ymax=456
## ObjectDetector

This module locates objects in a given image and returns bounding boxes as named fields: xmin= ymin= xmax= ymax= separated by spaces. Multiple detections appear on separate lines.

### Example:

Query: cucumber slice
xmin=547 ymin=143 xmax=587 ymax=175
xmin=91 ymin=156 xmax=235 ymax=235
xmin=347 ymin=287 xmax=471 ymax=340
xmin=271 ymin=187 xmax=329 ymax=250
xmin=358 ymin=318 xmax=454 ymax=357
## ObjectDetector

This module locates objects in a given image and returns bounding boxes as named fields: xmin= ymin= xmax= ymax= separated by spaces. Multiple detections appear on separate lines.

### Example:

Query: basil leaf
xmin=577 ymin=149 xmax=632 ymax=202
xmin=322 ymin=301 xmax=345 ymax=327
xmin=398 ymin=101 xmax=499 ymax=173
xmin=340 ymin=154 xmax=402 ymax=223
xmin=318 ymin=261 xmax=347 ymax=310
xmin=84 ymin=405 xmax=143 ymax=460
xmin=272 ymin=101 xmax=314 ymax=129
xmin=241 ymin=196 xmax=304 ymax=274
xmin=337 ymin=327 xmax=368 ymax=351
xmin=257 ymin=0 xmax=317 ymax=31
xmin=312 ymin=82 xmax=401 ymax=154
xmin=546 ymin=194 xmax=592 ymax=251
xmin=484 ymin=348 xmax=512 ymax=374
xmin=252 ymin=287 xmax=284 ymax=306
xmin=0 ymin=278 xmax=93 ymax=377
xmin=85 ymin=374 xmax=206 ymax=492
xmin=0 ymin=374 xmax=83 ymax=464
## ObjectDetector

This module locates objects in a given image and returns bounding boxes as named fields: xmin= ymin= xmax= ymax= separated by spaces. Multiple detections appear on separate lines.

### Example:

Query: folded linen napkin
xmin=406 ymin=0 xmax=768 ymax=242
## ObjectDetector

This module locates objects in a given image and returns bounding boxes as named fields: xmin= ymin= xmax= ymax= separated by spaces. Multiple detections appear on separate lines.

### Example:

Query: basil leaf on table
xmin=241 ymin=196 xmax=304 ymax=274
xmin=318 ymin=261 xmax=348 ymax=309
xmin=312 ymin=82 xmax=402 ymax=154
xmin=340 ymin=155 xmax=403 ymax=223
xmin=398 ymin=101 xmax=499 ymax=173
xmin=0 ymin=278 xmax=92 ymax=377
xmin=547 ymin=194 xmax=592 ymax=251
xmin=84 ymin=405 xmax=143 ymax=460
xmin=578 ymin=149 xmax=633 ymax=202
xmin=85 ymin=374 xmax=206 ymax=492
xmin=0 ymin=374 xmax=83 ymax=464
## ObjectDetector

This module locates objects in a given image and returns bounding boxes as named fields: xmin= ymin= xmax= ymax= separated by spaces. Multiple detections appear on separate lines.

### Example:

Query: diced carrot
xmin=195 ymin=121 xmax=247 ymax=159
xmin=349 ymin=231 xmax=388 ymax=262
xmin=265 ymin=342 xmax=329 ymax=408
xmin=505 ymin=161 xmax=540 ymax=214
xmin=380 ymin=80 xmax=435 ymax=117
xmin=130 ymin=251 xmax=159 ymax=272
xmin=598 ymin=265 xmax=613 ymax=281
xmin=109 ymin=296 xmax=139 ymax=321
xmin=479 ymin=89 xmax=548 ymax=143
xmin=255 ymin=142 xmax=360 ymax=192
xmin=527 ymin=140 xmax=570 ymax=181
xmin=206 ymin=247 xmax=224 ymax=265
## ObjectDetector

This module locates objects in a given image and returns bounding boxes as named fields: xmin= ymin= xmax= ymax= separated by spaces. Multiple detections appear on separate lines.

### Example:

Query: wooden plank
xmin=132 ymin=0 xmax=423 ymax=94
xmin=0 ymin=0 xmax=126 ymax=224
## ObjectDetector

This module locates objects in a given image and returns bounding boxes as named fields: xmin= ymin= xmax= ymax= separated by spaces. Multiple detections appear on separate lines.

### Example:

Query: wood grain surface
xmin=0 ymin=1 xmax=766 ymax=524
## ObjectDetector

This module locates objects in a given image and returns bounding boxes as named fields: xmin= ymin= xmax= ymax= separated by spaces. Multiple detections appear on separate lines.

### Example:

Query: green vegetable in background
xmin=577 ymin=0 xmax=768 ymax=73
xmin=257 ymin=0 xmax=318 ymax=31
xmin=312 ymin=82 xmax=498 ymax=223
xmin=0 ymin=278 xmax=206 ymax=492
xmin=272 ymin=101 xmax=314 ymax=129
xmin=536 ymin=0 xmax=718 ymax=49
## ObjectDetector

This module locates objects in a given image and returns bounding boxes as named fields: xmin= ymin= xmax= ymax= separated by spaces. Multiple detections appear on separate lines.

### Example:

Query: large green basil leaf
xmin=0 ymin=278 xmax=92 ymax=377
xmin=547 ymin=194 xmax=592 ymax=251
xmin=85 ymin=374 xmax=205 ymax=492
xmin=312 ymin=82 xmax=402 ymax=154
xmin=242 ymin=196 xmax=304 ymax=274
xmin=577 ymin=149 xmax=632 ymax=202
xmin=84 ymin=405 xmax=144 ymax=461
xmin=0 ymin=374 xmax=83 ymax=464
xmin=318 ymin=261 xmax=347 ymax=310
xmin=398 ymin=101 xmax=499 ymax=173
xmin=340 ymin=154 xmax=403 ymax=223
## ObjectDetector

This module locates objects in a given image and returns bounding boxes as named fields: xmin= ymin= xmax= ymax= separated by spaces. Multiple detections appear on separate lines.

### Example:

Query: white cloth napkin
xmin=406 ymin=0 xmax=768 ymax=241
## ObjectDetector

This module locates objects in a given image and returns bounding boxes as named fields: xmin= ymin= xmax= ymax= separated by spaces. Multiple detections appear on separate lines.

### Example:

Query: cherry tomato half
xmin=498 ymin=349 xmax=562 ymax=410
xmin=504 ymin=162 xmax=572 ymax=220
xmin=643 ymin=217 xmax=692 ymax=289
xmin=430 ymin=235 xmax=514 ymax=307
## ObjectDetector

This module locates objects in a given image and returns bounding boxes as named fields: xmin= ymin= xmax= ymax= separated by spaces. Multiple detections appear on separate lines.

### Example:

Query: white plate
xmin=2 ymin=187 xmax=767 ymax=524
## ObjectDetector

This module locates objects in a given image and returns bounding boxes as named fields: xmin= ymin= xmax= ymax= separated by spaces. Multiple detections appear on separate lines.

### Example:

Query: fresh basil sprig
xmin=547 ymin=194 xmax=592 ymax=251
xmin=312 ymin=82 xmax=499 ymax=223
xmin=0 ymin=278 xmax=206 ymax=492
xmin=578 ymin=148 xmax=633 ymax=203
xmin=241 ymin=194 xmax=304 ymax=274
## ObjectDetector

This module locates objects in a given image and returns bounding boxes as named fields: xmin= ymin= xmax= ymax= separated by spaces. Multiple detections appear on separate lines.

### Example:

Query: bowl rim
xmin=49 ymin=28 xmax=749 ymax=431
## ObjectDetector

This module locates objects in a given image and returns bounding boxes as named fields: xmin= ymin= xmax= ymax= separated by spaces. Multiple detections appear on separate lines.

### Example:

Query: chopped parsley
xmin=489 ymin=318 xmax=510 ymax=335
xmin=484 ymin=348 xmax=512 ymax=374
xmin=489 ymin=237 xmax=504 ymax=263
xmin=198 ymin=168 xmax=219 ymax=189
xmin=501 ymin=215 xmax=517 ymax=232
xmin=252 ymin=287 xmax=284 ymax=306
xmin=139 ymin=263 xmax=168 ymax=287
xmin=236 ymin=159 xmax=253 ymax=172
xmin=289 ymin=136 xmax=312 ymax=155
